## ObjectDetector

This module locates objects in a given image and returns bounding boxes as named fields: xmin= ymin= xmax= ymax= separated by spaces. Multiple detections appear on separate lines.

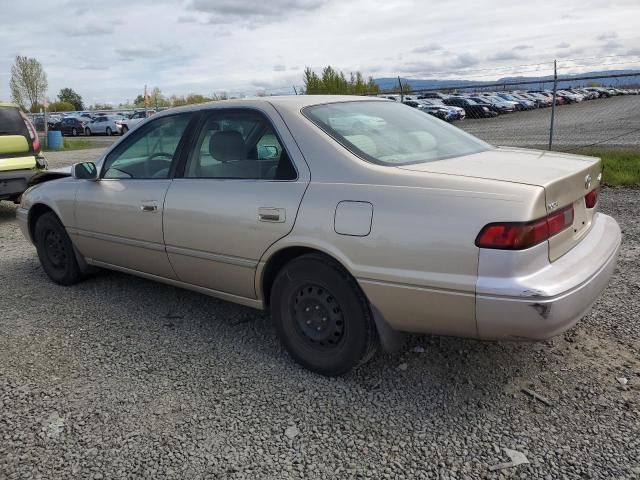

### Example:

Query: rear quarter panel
xmin=261 ymin=169 xmax=545 ymax=337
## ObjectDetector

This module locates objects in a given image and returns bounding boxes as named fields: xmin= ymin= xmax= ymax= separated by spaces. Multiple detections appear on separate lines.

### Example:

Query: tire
xmin=71 ymin=127 xmax=77 ymax=137
xmin=106 ymin=127 xmax=112 ymax=136
xmin=270 ymin=253 xmax=378 ymax=376
xmin=34 ymin=212 xmax=83 ymax=286
xmin=85 ymin=128 xmax=91 ymax=136
xmin=122 ymin=125 xmax=128 ymax=134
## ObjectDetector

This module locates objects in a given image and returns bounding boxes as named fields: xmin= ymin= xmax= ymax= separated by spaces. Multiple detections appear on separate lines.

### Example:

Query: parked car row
xmin=28 ymin=110 xmax=157 ymax=136
xmin=380 ymin=87 xmax=638 ymax=120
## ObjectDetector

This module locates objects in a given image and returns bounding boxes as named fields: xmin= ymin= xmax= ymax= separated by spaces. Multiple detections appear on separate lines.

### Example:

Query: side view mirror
xmin=72 ymin=162 xmax=98 ymax=180
xmin=257 ymin=145 xmax=279 ymax=160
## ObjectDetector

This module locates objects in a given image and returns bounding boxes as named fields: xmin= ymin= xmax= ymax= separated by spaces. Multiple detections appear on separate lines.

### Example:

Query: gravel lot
xmin=456 ymin=95 xmax=640 ymax=150
xmin=1 ymin=167 xmax=639 ymax=478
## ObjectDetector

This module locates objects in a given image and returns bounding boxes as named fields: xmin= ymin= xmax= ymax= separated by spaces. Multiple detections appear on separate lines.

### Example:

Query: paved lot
xmin=0 ymin=177 xmax=638 ymax=477
xmin=455 ymin=95 xmax=640 ymax=150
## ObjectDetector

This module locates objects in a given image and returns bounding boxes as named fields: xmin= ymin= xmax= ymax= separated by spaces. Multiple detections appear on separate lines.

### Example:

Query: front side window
xmin=183 ymin=110 xmax=296 ymax=180
xmin=102 ymin=113 xmax=192 ymax=179
xmin=303 ymin=101 xmax=490 ymax=166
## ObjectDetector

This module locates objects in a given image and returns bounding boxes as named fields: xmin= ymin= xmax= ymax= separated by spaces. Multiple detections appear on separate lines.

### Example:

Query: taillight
xmin=20 ymin=112 xmax=40 ymax=153
xmin=585 ymin=188 xmax=598 ymax=209
xmin=476 ymin=205 xmax=574 ymax=250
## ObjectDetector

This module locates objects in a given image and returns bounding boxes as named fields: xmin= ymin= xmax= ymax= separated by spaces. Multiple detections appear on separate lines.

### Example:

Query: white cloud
xmin=0 ymin=0 xmax=639 ymax=103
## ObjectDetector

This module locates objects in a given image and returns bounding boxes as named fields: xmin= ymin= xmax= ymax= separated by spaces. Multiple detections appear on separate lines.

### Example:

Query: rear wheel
xmin=106 ymin=127 xmax=112 ymax=136
xmin=34 ymin=212 xmax=83 ymax=286
xmin=122 ymin=125 xmax=128 ymax=134
xmin=85 ymin=128 xmax=91 ymax=136
xmin=71 ymin=127 xmax=77 ymax=136
xmin=270 ymin=254 xmax=378 ymax=376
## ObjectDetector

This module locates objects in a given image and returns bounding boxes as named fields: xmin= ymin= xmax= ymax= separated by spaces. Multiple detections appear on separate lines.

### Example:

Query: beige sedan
xmin=17 ymin=96 xmax=621 ymax=375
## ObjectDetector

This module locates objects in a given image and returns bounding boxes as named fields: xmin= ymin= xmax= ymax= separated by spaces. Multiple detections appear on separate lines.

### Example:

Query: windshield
xmin=303 ymin=100 xmax=491 ymax=166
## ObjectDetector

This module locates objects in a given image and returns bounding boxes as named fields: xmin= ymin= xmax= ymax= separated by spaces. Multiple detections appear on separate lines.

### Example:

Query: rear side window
xmin=0 ymin=107 xmax=28 ymax=136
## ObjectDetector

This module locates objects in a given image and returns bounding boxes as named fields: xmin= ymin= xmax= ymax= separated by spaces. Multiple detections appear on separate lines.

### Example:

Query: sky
xmin=1 ymin=0 xmax=639 ymax=106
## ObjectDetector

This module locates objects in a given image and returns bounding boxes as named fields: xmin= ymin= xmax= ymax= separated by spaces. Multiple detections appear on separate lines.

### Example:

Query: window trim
xmin=174 ymin=107 xmax=299 ymax=182
xmin=99 ymin=112 xmax=197 ymax=180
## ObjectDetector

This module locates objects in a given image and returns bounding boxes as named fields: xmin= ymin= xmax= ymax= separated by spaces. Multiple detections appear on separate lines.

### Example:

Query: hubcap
xmin=44 ymin=230 xmax=66 ymax=268
xmin=292 ymin=284 xmax=344 ymax=348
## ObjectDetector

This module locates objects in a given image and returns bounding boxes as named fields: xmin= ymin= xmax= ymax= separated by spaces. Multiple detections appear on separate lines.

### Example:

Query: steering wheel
xmin=144 ymin=152 xmax=173 ymax=178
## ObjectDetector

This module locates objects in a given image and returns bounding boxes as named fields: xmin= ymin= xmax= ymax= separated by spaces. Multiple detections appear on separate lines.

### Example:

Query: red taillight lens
xmin=476 ymin=205 xmax=574 ymax=250
xmin=585 ymin=189 xmax=598 ymax=209
xmin=20 ymin=112 xmax=40 ymax=153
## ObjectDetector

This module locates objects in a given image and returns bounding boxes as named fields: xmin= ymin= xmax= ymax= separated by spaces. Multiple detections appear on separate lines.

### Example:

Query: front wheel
xmin=71 ymin=127 xmax=77 ymax=136
xmin=106 ymin=127 xmax=112 ymax=136
xmin=270 ymin=254 xmax=378 ymax=376
xmin=121 ymin=125 xmax=128 ymax=134
xmin=34 ymin=212 xmax=83 ymax=285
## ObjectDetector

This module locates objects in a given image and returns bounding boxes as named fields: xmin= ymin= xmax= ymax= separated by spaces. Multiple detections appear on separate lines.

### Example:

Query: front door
xmin=74 ymin=112 xmax=193 ymax=279
xmin=162 ymin=106 xmax=310 ymax=299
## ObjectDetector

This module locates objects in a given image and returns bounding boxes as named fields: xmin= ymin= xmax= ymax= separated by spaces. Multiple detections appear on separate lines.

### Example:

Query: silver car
xmin=84 ymin=115 xmax=122 ymax=136
xmin=17 ymin=96 xmax=621 ymax=375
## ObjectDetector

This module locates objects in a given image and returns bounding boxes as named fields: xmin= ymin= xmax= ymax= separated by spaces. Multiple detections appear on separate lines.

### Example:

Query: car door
xmin=162 ymin=105 xmax=310 ymax=299
xmin=73 ymin=112 xmax=194 ymax=278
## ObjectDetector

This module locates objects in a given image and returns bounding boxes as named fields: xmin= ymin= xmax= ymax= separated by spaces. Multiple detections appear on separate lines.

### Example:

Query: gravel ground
xmin=457 ymin=95 xmax=640 ymax=150
xmin=0 ymin=185 xmax=639 ymax=479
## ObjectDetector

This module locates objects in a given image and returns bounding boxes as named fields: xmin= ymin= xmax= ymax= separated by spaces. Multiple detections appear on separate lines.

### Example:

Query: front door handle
xmin=258 ymin=207 xmax=285 ymax=223
xmin=140 ymin=201 xmax=158 ymax=212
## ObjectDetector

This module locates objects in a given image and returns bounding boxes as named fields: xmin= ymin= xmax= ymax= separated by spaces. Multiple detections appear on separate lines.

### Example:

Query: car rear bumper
xmin=475 ymin=212 xmax=621 ymax=340
xmin=0 ymin=169 xmax=36 ymax=200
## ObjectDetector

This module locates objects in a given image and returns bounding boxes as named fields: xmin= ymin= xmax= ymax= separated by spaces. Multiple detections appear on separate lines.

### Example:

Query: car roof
xmin=154 ymin=95 xmax=386 ymax=119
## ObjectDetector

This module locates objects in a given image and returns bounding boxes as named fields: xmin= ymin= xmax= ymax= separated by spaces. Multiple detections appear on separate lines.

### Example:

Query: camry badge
xmin=585 ymin=174 xmax=592 ymax=190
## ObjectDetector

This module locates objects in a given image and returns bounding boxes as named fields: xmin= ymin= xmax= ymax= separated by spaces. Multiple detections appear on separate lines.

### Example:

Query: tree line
xmin=7 ymin=55 xmax=384 ymax=114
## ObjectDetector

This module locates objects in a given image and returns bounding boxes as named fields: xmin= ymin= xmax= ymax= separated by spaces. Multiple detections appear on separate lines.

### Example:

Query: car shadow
xmin=5 ymin=252 xmax=559 ymax=419
xmin=0 ymin=201 xmax=17 ymax=224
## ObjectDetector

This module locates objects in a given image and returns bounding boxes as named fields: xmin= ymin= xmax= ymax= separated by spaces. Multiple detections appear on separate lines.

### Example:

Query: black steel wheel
xmin=34 ymin=212 xmax=83 ymax=285
xmin=271 ymin=253 xmax=378 ymax=376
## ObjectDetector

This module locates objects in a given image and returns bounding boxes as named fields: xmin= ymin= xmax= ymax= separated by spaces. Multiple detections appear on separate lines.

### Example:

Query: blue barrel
xmin=47 ymin=130 xmax=63 ymax=149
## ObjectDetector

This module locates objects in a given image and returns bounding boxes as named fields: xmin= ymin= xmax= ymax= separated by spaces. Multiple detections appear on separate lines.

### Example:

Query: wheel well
xmin=261 ymin=247 xmax=342 ymax=307
xmin=28 ymin=204 xmax=55 ymax=241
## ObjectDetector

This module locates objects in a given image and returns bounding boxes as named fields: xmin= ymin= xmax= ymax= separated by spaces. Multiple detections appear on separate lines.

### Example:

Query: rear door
xmin=162 ymin=105 xmax=310 ymax=299
xmin=74 ymin=112 xmax=194 ymax=278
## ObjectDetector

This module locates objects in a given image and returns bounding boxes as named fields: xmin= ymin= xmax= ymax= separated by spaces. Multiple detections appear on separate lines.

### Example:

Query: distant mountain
xmin=374 ymin=69 xmax=640 ymax=92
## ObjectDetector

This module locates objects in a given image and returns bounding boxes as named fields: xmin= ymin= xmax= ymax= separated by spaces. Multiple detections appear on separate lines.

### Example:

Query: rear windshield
xmin=0 ymin=106 xmax=28 ymax=136
xmin=303 ymin=101 xmax=490 ymax=166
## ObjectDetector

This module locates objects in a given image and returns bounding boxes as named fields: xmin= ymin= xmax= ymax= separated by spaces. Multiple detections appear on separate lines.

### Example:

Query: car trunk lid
xmin=398 ymin=146 xmax=602 ymax=261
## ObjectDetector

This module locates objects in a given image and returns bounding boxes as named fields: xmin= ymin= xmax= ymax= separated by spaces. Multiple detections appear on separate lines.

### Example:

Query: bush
xmin=48 ymin=101 xmax=75 ymax=112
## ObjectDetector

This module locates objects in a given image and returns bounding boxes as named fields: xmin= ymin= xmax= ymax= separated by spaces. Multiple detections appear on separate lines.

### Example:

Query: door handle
xmin=258 ymin=207 xmax=285 ymax=223
xmin=140 ymin=201 xmax=158 ymax=212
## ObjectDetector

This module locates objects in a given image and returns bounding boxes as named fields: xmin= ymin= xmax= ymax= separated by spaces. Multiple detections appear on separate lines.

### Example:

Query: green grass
xmin=572 ymin=148 xmax=640 ymax=187
xmin=44 ymin=138 xmax=96 ymax=151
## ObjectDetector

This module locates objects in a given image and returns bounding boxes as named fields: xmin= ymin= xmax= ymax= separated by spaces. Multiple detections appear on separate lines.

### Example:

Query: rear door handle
xmin=140 ymin=201 xmax=158 ymax=212
xmin=258 ymin=207 xmax=285 ymax=223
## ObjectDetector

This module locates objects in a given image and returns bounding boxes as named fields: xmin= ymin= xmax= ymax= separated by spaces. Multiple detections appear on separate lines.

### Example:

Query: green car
xmin=0 ymin=103 xmax=47 ymax=202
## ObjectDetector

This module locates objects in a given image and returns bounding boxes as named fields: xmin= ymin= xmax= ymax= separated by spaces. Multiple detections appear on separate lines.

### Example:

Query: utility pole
xmin=549 ymin=60 xmax=558 ymax=151
xmin=144 ymin=84 xmax=148 ymax=117
xmin=398 ymin=76 xmax=404 ymax=102
xmin=293 ymin=85 xmax=298 ymax=95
